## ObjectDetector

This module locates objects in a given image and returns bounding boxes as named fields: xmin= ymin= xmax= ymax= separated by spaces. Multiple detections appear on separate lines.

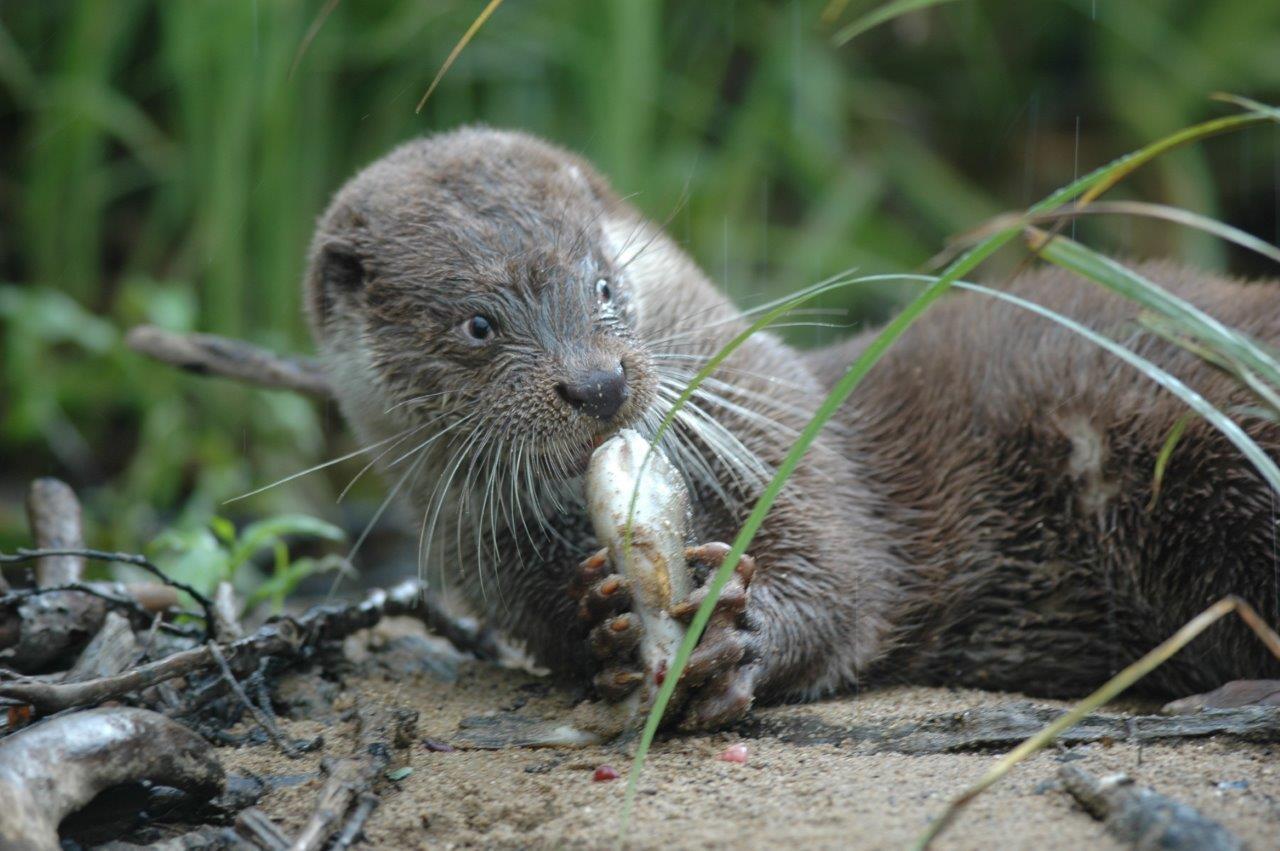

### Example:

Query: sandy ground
xmin=211 ymin=620 xmax=1280 ymax=850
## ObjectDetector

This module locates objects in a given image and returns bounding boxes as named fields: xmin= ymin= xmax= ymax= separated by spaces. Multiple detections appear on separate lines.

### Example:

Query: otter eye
xmin=596 ymin=278 xmax=612 ymax=302
xmin=461 ymin=315 xmax=494 ymax=342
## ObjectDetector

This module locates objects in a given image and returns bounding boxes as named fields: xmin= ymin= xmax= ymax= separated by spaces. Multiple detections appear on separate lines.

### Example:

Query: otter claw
xmin=681 ymin=663 xmax=759 ymax=731
xmin=684 ymin=544 xmax=757 ymax=587
xmin=577 ymin=575 xmax=632 ymax=622
xmin=589 ymin=614 xmax=642 ymax=660
xmin=568 ymin=547 xmax=610 ymax=600
xmin=594 ymin=667 xmax=644 ymax=702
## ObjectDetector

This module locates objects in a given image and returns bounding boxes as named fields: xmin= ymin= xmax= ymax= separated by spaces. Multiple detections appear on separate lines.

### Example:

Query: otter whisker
xmin=345 ymin=448 xmax=429 ymax=567
xmin=656 ymin=370 xmax=802 ymax=440
xmin=644 ymin=394 xmax=739 ymax=508
xmin=384 ymin=385 xmax=475 ymax=413
xmin=336 ymin=416 xmax=450 ymax=502
xmin=455 ymin=428 xmax=497 ymax=603
xmin=418 ymin=423 xmax=484 ymax=590
xmin=383 ymin=413 xmax=474 ymax=471
xmin=224 ymin=424 xmax=420 ymax=504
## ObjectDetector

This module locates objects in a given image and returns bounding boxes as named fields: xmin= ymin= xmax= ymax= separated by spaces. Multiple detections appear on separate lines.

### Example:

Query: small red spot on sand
xmin=719 ymin=743 xmax=748 ymax=764
xmin=654 ymin=664 xmax=666 ymax=686
xmin=593 ymin=765 xmax=620 ymax=782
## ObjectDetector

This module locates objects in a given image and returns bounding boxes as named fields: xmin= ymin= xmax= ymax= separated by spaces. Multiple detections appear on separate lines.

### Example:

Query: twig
xmin=208 ymin=641 xmax=302 ymax=758
xmin=126 ymin=324 xmax=332 ymax=398
xmin=1 ymin=582 xmax=187 ymax=628
xmin=287 ymin=702 xmax=414 ymax=851
xmin=0 ymin=706 xmax=224 ymax=850
xmin=331 ymin=792 xmax=380 ymax=851
xmin=236 ymin=808 xmax=291 ymax=851
xmin=1 ymin=548 xmax=217 ymax=641
xmin=62 ymin=611 xmax=138 ymax=683
xmin=24 ymin=478 xmax=85 ymax=586
xmin=213 ymin=581 xmax=244 ymax=641
xmin=0 ymin=579 xmax=480 ymax=714
xmin=0 ymin=623 xmax=295 ymax=714
xmin=1060 ymin=765 xmax=1245 ymax=850
xmin=913 ymin=595 xmax=1280 ymax=849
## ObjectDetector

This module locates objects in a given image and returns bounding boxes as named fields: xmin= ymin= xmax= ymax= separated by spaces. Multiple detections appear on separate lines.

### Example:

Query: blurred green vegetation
xmin=1 ymin=0 xmax=1278 ymax=556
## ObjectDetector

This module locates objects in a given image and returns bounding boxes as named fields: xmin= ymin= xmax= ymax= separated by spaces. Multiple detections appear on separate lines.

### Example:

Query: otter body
xmin=306 ymin=127 xmax=1280 ymax=726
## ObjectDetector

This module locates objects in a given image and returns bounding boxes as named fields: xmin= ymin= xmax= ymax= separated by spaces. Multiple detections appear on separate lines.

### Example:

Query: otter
xmin=304 ymin=127 xmax=1280 ymax=728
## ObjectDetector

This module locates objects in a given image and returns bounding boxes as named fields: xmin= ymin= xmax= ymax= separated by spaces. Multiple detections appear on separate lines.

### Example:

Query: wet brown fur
xmin=306 ymin=126 xmax=1280 ymax=711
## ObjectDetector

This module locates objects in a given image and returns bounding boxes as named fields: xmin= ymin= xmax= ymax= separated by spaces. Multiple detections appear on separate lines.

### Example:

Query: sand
xmin=215 ymin=621 xmax=1280 ymax=850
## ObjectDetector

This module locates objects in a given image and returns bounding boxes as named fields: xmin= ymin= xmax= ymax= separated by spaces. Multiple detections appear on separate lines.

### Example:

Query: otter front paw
xmin=569 ymin=548 xmax=646 ymax=701
xmin=567 ymin=543 xmax=761 ymax=729
xmin=671 ymin=543 xmax=760 ymax=730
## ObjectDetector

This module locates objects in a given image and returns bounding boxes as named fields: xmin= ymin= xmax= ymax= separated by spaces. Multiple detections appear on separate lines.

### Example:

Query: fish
xmin=453 ymin=429 xmax=694 ymax=748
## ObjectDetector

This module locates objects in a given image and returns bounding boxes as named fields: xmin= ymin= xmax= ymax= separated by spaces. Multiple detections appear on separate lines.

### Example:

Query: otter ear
xmin=308 ymin=240 xmax=367 ymax=329
xmin=318 ymin=241 xmax=366 ymax=293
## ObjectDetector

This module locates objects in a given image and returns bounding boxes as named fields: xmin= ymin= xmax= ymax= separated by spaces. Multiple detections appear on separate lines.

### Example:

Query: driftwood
xmin=1060 ymin=765 xmax=1246 ymax=850
xmin=62 ymin=610 xmax=139 ymax=683
xmin=236 ymin=808 xmax=292 ymax=850
xmin=0 ymin=578 xmax=493 ymax=714
xmin=1 ymin=547 xmax=217 ymax=640
xmin=286 ymin=702 xmax=415 ymax=851
xmin=733 ymin=701 xmax=1280 ymax=754
xmin=0 ymin=707 xmax=225 ymax=851
xmin=25 ymin=478 xmax=85 ymax=586
xmin=2 ymin=518 xmax=209 ymax=675
xmin=126 ymin=325 xmax=332 ymax=398
xmin=213 ymin=581 xmax=245 ymax=641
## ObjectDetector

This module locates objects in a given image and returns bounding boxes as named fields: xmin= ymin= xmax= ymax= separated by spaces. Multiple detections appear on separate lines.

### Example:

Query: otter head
xmin=304 ymin=127 xmax=661 ymax=483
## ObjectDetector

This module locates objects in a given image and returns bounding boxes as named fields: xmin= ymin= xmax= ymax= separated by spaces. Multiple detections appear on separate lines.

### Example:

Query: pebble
xmin=593 ymin=765 xmax=620 ymax=781
xmin=719 ymin=743 xmax=749 ymax=764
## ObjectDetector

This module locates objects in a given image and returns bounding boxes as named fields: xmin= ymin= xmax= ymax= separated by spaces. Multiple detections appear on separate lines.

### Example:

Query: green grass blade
xmin=950 ymin=200 xmax=1280 ymax=268
xmin=832 ymin=0 xmax=963 ymax=46
xmin=415 ymin=0 xmax=506 ymax=112
xmin=1148 ymin=414 xmax=1190 ymax=510
xmin=1031 ymin=230 xmax=1280 ymax=388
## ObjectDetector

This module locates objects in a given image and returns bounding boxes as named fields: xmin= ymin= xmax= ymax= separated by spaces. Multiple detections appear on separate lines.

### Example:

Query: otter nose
xmin=557 ymin=363 xmax=629 ymax=421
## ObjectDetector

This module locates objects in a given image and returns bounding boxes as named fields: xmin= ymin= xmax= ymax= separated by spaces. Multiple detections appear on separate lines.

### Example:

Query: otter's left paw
xmin=669 ymin=543 xmax=761 ymax=730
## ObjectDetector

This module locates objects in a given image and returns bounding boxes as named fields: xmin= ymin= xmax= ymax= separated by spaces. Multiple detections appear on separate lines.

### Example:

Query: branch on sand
xmin=0 ymin=578 xmax=495 ymax=715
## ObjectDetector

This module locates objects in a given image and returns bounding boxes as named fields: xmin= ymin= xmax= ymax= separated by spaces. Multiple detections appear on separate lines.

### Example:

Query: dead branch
xmin=62 ymin=611 xmax=138 ymax=683
xmin=25 ymin=478 xmax=85 ymax=586
xmin=1060 ymin=765 xmax=1245 ymax=850
xmin=0 ymin=579 xmax=490 ymax=714
xmin=287 ymin=702 xmax=415 ymax=851
xmin=236 ymin=808 xmax=291 ymax=850
xmin=735 ymin=701 xmax=1280 ymax=754
xmin=213 ymin=581 xmax=244 ymax=641
xmin=331 ymin=792 xmax=380 ymax=851
xmin=207 ymin=641 xmax=303 ymax=757
xmin=1 ymin=547 xmax=218 ymax=640
xmin=0 ymin=623 xmax=295 ymax=714
xmin=0 ymin=706 xmax=225 ymax=851
xmin=0 ymin=580 xmax=185 ymax=673
xmin=126 ymin=324 xmax=332 ymax=398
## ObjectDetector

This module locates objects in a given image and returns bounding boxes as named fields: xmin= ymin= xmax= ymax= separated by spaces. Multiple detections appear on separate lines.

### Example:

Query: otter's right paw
xmin=568 ymin=548 xmax=646 ymax=700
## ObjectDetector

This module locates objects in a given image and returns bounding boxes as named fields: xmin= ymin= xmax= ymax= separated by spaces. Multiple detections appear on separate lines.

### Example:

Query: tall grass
xmin=3 ymin=2 xmax=1279 ymax=546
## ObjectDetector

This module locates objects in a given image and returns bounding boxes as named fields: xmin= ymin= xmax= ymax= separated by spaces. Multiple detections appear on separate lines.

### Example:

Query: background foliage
xmin=2 ymin=0 xmax=1278 ymax=560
